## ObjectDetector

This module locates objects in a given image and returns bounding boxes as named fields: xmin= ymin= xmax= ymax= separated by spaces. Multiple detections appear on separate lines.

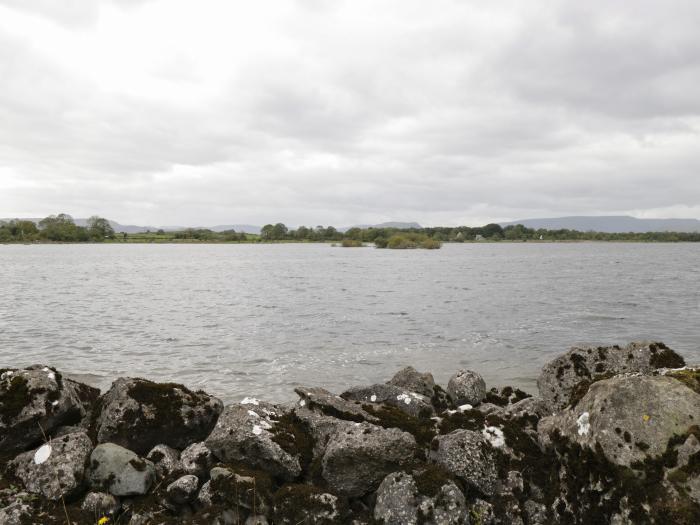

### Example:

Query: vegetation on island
xmin=2 ymin=214 xmax=700 ymax=245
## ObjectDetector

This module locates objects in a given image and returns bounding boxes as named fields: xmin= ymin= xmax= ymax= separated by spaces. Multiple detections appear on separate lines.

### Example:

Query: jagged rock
xmin=272 ymin=484 xmax=343 ymax=524
xmin=205 ymin=403 xmax=301 ymax=480
xmin=523 ymin=499 xmax=549 ymax=524
xmin=197 ymin=465 xmax=272 ymax=514
xmin=321 ymin=421 xmax=417 ymax=497
xmin=538 ymin=375 xmax=700 ymax=467
xmin=0 ymin=501 xmax=34 ymax=525
xmin=9 ymin=430 xmax=92 ymax=500
xmin=537 ymin=341 xmax=686 ymax=412
xmin=95 ymin=377 xmax=223 ymax=455
xmin=81 ymin=491 xmax=120 ymax=516
xmin=180 ymin=441 xmax=214 ymax=477
xmin=166 ymin=474 xmax=199 ymax=504
xmin=387 ymin=366 xmax=436 ymax=397
xmin=294 ymin=406 xmax=354 ymax=459
xmin=341 ymin=383 xmax=434 ymax=418
xmin=446 ymin=370 xmax=486 ymax=406
xmin=374 ymin=469 xmax=468 ymax=525
xmin=430 ymin=429 xmax=498 ymax=496
xmin=502 ymin=396 xmax=548 ymax=420
xmin=0 ymin=366 xmax=99 ymax=454
xmin=146 ymin=444 xmax=181 ymax=478
xmin=468 ymin=499 xmax=495 ymax=525
xmin=89 ymin=443 xmax=156 ymax=496
xmin=294 ymin=386 xmax=379 ymax=423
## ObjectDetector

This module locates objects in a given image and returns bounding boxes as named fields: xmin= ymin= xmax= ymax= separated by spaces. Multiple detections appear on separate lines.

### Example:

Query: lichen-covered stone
xmin=0 ymin=501 xmax=34 ymax=525
xmin=430 ymin=429 xmax=498 ymax=496
xmin=81 ymin=491 xmax=120 ymax=516
xmin=446 ymin=369 xmax=486 ymax=406
xmin=197 ymin=465 xmax=273 ymax=514
xmin=180 ymin=441 xmax=214 ymax=477
xmin=146 ymin=444 xmax=181 ymax=478
xmin=341 ymin=383 xmax=434 ymax=418
xmin=294 ymin=386 xmax=379 ymax=423
xmin=205 ymin=402 xmax=301 ymax=480
xmin=166 ymin=474 xmax=199 ymax=504
xmin=537 ymin=341 xmax=685 ymax=412
xmin=9 ymin=430 xmax=93 ymax=500
xmin=272 ymin=484 xmax=343 ymax=524
xmin=321 ymin=422 xmax=417 ymax=497
xmin=538 ymin=375 xmax=700 ymax=467
xmin=387 ymin=366 xmax=436 ymax=397
xmin=0 ymin=366 xmax=99 ymax=454
xmin=89 ymin=443 xmax=156 ymax=496
xmin=95 ymin=377 xmax=223 ymax=455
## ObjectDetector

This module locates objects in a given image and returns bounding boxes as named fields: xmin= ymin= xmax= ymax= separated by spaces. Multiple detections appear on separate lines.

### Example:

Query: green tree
xmin=87 ymin=216 xmax=115 ymax=240
xmin=38 ymin=214 xmax=79 ymax=241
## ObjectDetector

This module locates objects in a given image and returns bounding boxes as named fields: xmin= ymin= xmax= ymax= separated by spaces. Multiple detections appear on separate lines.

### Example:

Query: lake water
xmin=1 ymin=243 xmax=699 ymax=403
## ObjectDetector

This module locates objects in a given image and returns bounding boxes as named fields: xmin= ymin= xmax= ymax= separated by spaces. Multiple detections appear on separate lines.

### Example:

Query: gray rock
xmin=205 ymin=403 xmax=301 ymax=480
xmin=95 ymin=377 xmax=223 ymax=455
xmin=180 ymin=441 xmax=214 ymax=477
xmin=430 ymin=429 xmax=498 ymax=496
xmin=166 ymin=474 xmax=199 ymax=504
xmin=387 ymin=366 xmax=436 ymax=397
xmin=321 ymin=422 xmax=417 ymax=497
xmin=0 ymin=501 xmax=34 ymax=525
xmin=341 ymin=383 xmax=434 ymax=418
xmin=9 ymin=431 xmax=93 ymax=500
xmin=502 ymin=396 xmax=548 ymax=420
xmin=538 ymin=375 xmax=700 ymax=467
xmin=197 ymin=467 xmax=271 ymax=514
xmin=146 ymin=444 xmax=181 ymax=478
xmin=446 ymin=369 xmax=486 ymax=406
xmin=523 ymin=500 xmax=549 ymax=525
xmin=294 ymin=406 xmax=355 ymax=459
xmin=89 ymin=443 xmax=156 ymax=496
xmin=272 ymin=484 xmax=343 ymax=524
xmin=245 ymin=516 xmax=269 ymax=525
xmin=81 ymin=491 xmax=120 ymax=516
xmin=468 ymin=499 xmax=495 ymax=525
xmin=0 ymin=366 xmax=99 ymax=454
xmin=294 ymin=386 xmax=379 ymax=423
xmin=537 ymin=341 xmax=685 ymax=412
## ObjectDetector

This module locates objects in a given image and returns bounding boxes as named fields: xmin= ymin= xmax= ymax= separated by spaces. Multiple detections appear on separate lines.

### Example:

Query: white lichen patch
xmin=577 ymin=412 xmax=591 ymax=436
xmin=397 ymin=393 xmax=412 ymax=405
xmin=299 ymin=399 xmax=306 ymax=407
xmin=34 ymin=444 xmax=52 ymax=465
xmin=248 ymin=410 xmax=260 ymax=418
xmin=241 ymin=397 xmax=260 ymax=405
xmin=259 ymin=420 xmax=272 ymax=430
xmin=252 ymin=425 xmax=263 ymax=436
xmin=370 ymin=395 xmax=377 ymax=402
xmin=0 ymin=370 xmax=13 ymax=380
xmin=482 ymin=426 xmax=506 ymax=448
xmin=47 ymin=372 xmax=56 ymax=381
xmin=457 ymin=404 xmax=473 ymax=412
xmin=51 ymin=400 xmax=59 ymax=406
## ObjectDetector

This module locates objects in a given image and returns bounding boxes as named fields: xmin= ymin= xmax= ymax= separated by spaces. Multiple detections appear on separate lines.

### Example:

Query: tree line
xmin=2 ymin=215 xmax=700 ymax=243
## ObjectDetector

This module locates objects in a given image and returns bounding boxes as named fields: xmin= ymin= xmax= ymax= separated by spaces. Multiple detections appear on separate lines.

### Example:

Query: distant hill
xmin=501 ymin=216 xmax=700 ymax=233
xmin=340 ymin=221 xmax=422 ymax=232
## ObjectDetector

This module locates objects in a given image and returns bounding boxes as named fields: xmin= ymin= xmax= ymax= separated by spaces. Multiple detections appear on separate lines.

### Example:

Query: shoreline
xmin=1 ymin=341 xmax=699 ymax=523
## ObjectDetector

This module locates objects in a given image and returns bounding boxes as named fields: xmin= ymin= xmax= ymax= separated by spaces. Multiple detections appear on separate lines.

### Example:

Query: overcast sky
xmin=1 ymin=0 xmax=699 ymax=227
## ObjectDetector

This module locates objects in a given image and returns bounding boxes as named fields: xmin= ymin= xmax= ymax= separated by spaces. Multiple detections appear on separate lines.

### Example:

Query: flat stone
xmin=89 ymin=443 xmax=156 ymax=496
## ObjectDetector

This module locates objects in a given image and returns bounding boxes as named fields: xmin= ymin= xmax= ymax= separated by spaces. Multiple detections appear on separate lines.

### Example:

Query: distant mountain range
xmin=339 ymin=221 xmax=422 ymax=232
xmin=501 ymin=216 xmax=700 ymax=233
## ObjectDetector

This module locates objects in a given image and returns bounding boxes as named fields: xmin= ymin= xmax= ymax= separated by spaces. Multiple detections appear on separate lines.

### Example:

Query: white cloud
xmin=0 ymin=0 xmax=699 ymax=226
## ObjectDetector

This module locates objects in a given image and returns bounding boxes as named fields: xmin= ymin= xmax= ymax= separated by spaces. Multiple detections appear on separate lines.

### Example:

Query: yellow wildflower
xmin=642 ymin=414 xmax=650 ymax=422
xmin=97 ymin=517 xmax=110 ymax=525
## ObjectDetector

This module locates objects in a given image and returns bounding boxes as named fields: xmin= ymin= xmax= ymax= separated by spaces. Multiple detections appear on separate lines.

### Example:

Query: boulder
xmin=321 ymin=422 xmax=417 ymax=497
xmin=0 ymin=366 xmax=99 ymax=454
xmin=146 ymin=444 xmax=181 ymax=478
xmin=294 ymin=386 xmax=379 ymax=423
xmin=0 ymin=501 xmax=34 ymax=525
xmin=197 ymin=465 xmax=273 ymax=514
xmin=205 ymin=402 xmax=301 ymax=480
xmin=81 ymin=491 xmax=120 ymax=516
xmin=446 ymin=370 xmax=486 ymax=406
xmin=9 ymin=431 xmax=93 ymax=500
xmin=294 ymin=406 xmax=355 ymax=459
xmin=430 ymin=429 xmax=498 ymax=496
xmin=538 ymin=375 xmax=700 ymax=467
xmin=89 ymin=443 xmax=156 ymax=496
xmin=166 ymin=474 xmax=199 ymax=504
xmin=95 ymin=377 xmax=223 ymax=455
xmin=341 ymin=383 xmax=434 ymax=418
xmin=374 ymin=469 xmax=468 ymax=525
xmin=387 ymin=366 xmax=436 ymax=397
xmin=180 ymin=441 xmax=214 ymax=477
xmin=537 ymin=341 xmax=686 ymax=412
xmin=272 ymin=484 xmax=343 ymax=524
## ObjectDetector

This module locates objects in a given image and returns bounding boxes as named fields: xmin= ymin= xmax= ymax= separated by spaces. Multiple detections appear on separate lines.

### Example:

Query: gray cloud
xmin=0 ymin=0 xmax=699 ymax=226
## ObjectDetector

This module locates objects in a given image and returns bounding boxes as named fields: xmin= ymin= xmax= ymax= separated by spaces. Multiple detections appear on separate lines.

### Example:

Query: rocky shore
xmin=1 ymin=341 xmax=699 ymax=524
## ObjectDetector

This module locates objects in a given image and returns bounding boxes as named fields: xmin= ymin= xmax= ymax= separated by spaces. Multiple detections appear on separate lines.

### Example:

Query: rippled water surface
xmin=1 ymin=243 xmax=699 ymax=402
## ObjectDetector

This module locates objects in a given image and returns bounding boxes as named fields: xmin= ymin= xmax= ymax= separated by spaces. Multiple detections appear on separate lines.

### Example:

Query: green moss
xmin=208 ymin=463 xmax=274 ymax=512
xmin=430 ymin=384 xmax=453 ymax=412
xmin=272 ymin=483 xmax=345 ymax=524
xmin=649 ymin=342 xmax=686 ymax=369
xmin=667 ymin=369 xmax=700 ymax=394
xmin=567 ymin=372 xmax=615 ymax=408
xmin=438 ymin=409 xmax=485 ymax=434
xmin=269 ymin=412 xmax=314 ymax=474
xmin=484 ymin=386 xmax=530 ymax=407
xmin=361 ymin=403 xmax=436 ymax=447
xmin=305 ymin=399 xmax=366 ymax=423
xmin=0 ymin=375 xmax=30 ymax=424
xmin=412 ymin=464 xmax=453 ymax=498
